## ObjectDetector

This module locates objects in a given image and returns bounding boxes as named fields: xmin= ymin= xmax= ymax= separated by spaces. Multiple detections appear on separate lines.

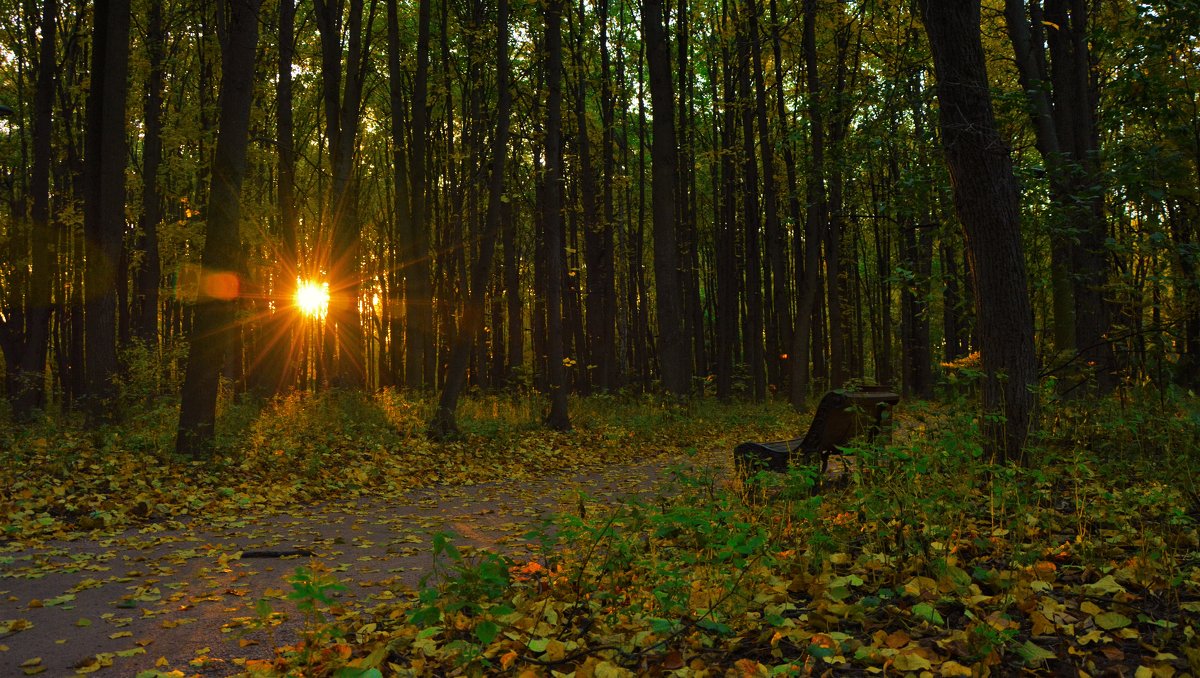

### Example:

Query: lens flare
xmin=294 ymin=279 xmax=329 ymax=319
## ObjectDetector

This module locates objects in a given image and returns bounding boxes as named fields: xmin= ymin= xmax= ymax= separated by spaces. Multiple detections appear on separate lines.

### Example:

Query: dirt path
xmin=0 ymin=449 xmax=725 ymax=677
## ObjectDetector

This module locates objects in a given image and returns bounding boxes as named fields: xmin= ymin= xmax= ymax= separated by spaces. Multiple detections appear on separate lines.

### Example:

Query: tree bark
xmin=268 ymin=0 xmax=298 ymax=395
xmin=917 ymin=0 xmax=1037 ymax=463
xmin=82 ymin=0 xmax=131 ymax=419
xmin=133 ymin=0 xmax=163 ymax=349
xmin=1005 ymin=0 xmax=1114 ymax=391
xmin=406 ymin=0 xmax=434 ymax=389
xmin=643 ymin=0 xmax=691 ymax=396
xmin=790 ymin=0 xmax=825 ymax=407
xmin=5 ymin=0 xmax=56 ymax=419
xmin=544 ymin=0 xmax=571 ymax=428
xmin=313 ymin=0 xmax=370 ymax=389
xmin=428 ymin=0 xmax=512 ymax=438
xmin=176 ymin=0 xmax=263 ymax=458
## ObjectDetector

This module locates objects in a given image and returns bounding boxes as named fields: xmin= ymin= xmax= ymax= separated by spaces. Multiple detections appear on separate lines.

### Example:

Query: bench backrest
xmin=800 ymin=388 xmax=900 ymax=455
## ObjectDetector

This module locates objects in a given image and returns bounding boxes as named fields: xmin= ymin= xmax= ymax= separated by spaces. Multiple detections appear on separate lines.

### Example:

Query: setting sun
xmin=294 ymin=279 xmax=329 ymax=319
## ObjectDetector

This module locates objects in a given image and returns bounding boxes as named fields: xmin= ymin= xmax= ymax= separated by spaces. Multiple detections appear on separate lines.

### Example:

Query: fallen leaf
xmin=1094 ymin=611 xmax=1131 ymax=630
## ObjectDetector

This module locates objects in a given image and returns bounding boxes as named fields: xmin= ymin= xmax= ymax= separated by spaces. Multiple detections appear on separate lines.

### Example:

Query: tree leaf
xmin=1094 ymin=611 xmax=1132 ymax=630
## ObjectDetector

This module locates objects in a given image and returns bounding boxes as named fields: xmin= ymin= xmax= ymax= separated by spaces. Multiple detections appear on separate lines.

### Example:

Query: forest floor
xmin=2 ymin=389 xmax=1200 ymax=677
xmin=0 ymin=447 xmax=690 ymax=677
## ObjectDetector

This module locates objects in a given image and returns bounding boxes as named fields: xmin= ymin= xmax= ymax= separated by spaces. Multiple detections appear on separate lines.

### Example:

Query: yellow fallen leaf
xmin=115 ymin=648 xmax=146 ymax=658
xmin=1080 ymin=601 xmax=1102 ymax=616
xmin=940 ymin=661 xmax=974 ymax=677
xmin=20 ymin=658 xmax=41 ymax=667
xmin=892 ymin=652 xmax=932 ymax=671
xmin=1084 ymin=575 xmax=1126 ymax=596
xmin=109 ymin=631 xmax=133 ymax=639
xmin=156 ymin=657 xmax=169 ymax=667
xmin=1094 ymin=611 xmax=1131 ymax=630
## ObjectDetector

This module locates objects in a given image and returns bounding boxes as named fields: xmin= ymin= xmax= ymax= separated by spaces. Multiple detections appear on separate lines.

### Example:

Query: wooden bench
xmin=734 ymin=387 xmax=901 ymax=482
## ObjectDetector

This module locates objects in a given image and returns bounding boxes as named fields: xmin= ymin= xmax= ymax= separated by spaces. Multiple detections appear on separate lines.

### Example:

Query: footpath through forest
xmin=0 ymin=447 xmax=714 ymax=677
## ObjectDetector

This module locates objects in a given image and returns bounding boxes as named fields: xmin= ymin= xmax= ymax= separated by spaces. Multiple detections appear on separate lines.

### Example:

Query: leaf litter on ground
xmin=2 ymin=389 xmax=1199 ymax=676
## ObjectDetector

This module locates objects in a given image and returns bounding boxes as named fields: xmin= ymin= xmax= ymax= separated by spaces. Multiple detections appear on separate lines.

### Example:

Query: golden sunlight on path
xmin=0 ymin=447 xmax=727 ymax=677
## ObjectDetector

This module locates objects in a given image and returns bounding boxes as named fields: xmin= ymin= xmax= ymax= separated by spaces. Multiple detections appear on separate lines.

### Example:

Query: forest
xmin=1 ymin=0 xmax=1199 ymax=675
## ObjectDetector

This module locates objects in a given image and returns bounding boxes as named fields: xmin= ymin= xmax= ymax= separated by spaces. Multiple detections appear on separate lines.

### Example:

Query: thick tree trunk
xmin=543 ymin=0 xmax=571 ymax=428
xmin=643 ymin=0 xmax=691 ymax=396
xmin=918 ymin=0 xmax=1037 ymax=463
xmin=82 ymin=0 xmax=131 ymax=419
xmin=176 ymin=0 xmax=262 ymax=457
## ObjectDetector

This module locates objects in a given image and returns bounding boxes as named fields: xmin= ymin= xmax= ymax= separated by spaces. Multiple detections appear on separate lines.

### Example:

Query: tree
xmin=0 ymin=0 xmax=55 ymax=420
xmin=406 ymin=0 xmax=435 ymax=389
xmin=132 ymin=0 xmax=164 ymax=348
xmin=643 ymin=0 xmax=691 ymax=396
xmin=1005 ymin=0 xmax=1116 ymax=393
xmin=176 ymin=0 xmax=263 ymax=458
xmin=789 ymin=0 xmax=826 ymax=407
xmin=82 ymin=0 xmax=132 ymax=418
xmin=428 ymin=0 xmax=513 ymax=438
xmin=314 ymin=0 xmax=371 ymax=389
xmin=544 ymin=0 xmax=571 ymax=429
xmin=917 ymin=0 xmax=1037 ymax=462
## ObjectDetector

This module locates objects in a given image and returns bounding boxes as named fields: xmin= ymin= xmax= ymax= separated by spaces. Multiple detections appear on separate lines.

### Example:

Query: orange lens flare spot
xmin=203 ymin=272 xmax=240 ymax=301
xmin=295 ymin=279 xmax=330 ymax=319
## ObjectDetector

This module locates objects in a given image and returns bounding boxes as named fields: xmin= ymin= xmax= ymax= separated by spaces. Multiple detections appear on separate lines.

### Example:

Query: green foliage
xmin=279 ymin=392 xmax=1200 ymax=676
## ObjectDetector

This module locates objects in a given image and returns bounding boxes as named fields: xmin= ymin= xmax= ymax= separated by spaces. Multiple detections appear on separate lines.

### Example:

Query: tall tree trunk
xmin=594 ymin=0 xmax=618 ymax=390
xmin=133 ymin=0 xmax=163 ymax=349
xmin=7 ymin=0 xmax=56 ymax=419
xmin=429 ymin=0 xmax=511 ymax=437
xmin=543 ymin=0 xmax=571 ymax=428
xmin=918 ymin=0 xmax=1037 ymax=463
xmin=406 ymin=0 xmax=434 ymax=389
xmin=314 ymin=0 xmax=369 ymax=389
xmin=747 ymin=0 xmax=788 ymax=393
xmin=789 ymin=0 xmax=825 ymax=407
xmin=715 ymin=1 xmax=737 ymax=400
xmin=579 ymin=0 xmax=611 ymax=392
xmin=643 ymin=0 xmax=690 ymax=396
xmin=176 ymin=0 xmax=263 ymax=457
xmin=82 ymin=0 xmax=131 ymax=419
xmin=386 ymin=0 xmax=410 ymax=389
xmin=269 ymin=0 xmax=298 ymax=395
xmin=1005 ymin=0 xmax=1113 ymax=391
xmin=736 ymin=5 xmax=765 ymax=401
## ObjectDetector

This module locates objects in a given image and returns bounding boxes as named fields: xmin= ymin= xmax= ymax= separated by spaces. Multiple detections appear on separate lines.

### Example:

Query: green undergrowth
xmin=0 ymin=387 xmax=803 ymax=542
xmin=251 ymin=389 xmax=1200 ymax=677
